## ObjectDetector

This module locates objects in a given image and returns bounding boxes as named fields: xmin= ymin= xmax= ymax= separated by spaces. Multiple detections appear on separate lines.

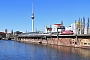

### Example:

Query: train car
xmin=61 ymin=30 xmax=74 ymax=35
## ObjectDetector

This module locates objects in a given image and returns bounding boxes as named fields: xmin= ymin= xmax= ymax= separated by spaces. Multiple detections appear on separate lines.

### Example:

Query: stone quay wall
xmin=15 ymin=35 xmax=90 ymax=48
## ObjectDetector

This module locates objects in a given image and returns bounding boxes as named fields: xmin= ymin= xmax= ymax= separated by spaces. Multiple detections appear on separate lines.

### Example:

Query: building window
xmin=84 ymin=40 xmax=87 ymax=43
xmin=70 ymin=42 xmax=72 ymax=44
xmin=88 ymin=43 xmax=90 ymax=45
xmin=84 ymin=43 xmax=87 ymax=45
xmin=70 ymin=42 xmax=74 ymax=44
xmin=75 ymin=42 xmax=77 ymax=44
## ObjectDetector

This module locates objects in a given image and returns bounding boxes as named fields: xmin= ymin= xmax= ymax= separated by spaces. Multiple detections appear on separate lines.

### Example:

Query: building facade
xmin=0 ymin=32 xmax=6 ymax=38
xmin=45 ymin=24 xmax=65 ymax=34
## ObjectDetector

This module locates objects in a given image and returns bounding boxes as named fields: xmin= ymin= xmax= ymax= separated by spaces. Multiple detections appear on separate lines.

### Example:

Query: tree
xmin=82 ymin=17 xmax=85 ymax=34
xmin=81 ymin=18 xmax=83 ymax=34
xmin=61 ymin=20 xmax=63 ymax=26
xmin=5 ymin=29 xmax=8 ymax=33
xmin=87 ymin=17 xmax=89 ymax=34
xmin=11 ymin=29 xmax=13 ymax=34
xmin=78 ymin=17 xmax=80 ymax=34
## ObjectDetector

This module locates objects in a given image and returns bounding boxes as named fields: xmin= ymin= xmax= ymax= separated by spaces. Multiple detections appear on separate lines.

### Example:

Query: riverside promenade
xmin=15 ymin=33 xmax=90 ymax=49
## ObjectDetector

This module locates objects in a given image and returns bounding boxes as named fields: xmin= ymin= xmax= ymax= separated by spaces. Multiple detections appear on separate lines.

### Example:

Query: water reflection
xmin=0 ymin=40 xmax=90 ymax=60
xmin=48 ymin=45 xmax=90 ymax=59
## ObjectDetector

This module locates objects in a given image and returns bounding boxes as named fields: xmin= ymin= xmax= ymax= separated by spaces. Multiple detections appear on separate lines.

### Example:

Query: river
xmin=0 ymin=40 xmax=90 ymax=60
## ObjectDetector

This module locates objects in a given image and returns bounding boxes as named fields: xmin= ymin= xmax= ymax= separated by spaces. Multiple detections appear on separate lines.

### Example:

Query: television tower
xmin=31 ymin=3 xmax=35 ymax=32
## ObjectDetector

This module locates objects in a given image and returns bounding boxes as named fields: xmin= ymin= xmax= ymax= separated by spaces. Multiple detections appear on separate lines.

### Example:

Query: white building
xmin=66 ymin=22 xmax=80 ymax=34
xmin=52 ymin=24 xmax=58 ymax=32
xmin=65 ymin=26 xmax=72 ymax=30
xmin=45 ymin=24 xmax=65 ymax=33
xmin=70 ymin=23 xmax=77 ymax=34
xmin=67 ymin=22 xmax=90 ymax=34
xmin=84 ymin=28 xmax=90 ymax=34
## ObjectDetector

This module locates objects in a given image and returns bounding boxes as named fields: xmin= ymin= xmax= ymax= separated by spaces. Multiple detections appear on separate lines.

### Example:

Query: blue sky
xmin=0 ymin=0 xmax=90 ymax=32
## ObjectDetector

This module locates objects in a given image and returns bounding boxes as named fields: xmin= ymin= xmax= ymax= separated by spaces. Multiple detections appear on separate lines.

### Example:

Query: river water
xmin=0 ymin=40 xmax=90 ymax=60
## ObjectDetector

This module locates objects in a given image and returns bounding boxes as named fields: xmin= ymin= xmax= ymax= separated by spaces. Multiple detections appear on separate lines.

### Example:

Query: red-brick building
xmin=0 ymin=32 xmax=6 ymax=38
